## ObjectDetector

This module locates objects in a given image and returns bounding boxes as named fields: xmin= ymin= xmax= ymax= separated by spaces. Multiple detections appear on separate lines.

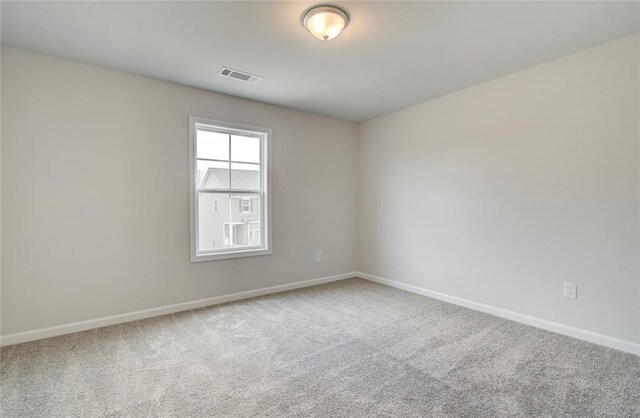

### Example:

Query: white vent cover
xmin=218 ymin=67 xmax=262 ymax=84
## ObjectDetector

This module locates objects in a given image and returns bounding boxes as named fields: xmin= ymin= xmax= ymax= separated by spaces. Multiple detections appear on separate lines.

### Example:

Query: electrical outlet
xmin=563 ymin=282 xmax=577 ymax=299
xmin=315 ymin=251 xmax=322 ymax=262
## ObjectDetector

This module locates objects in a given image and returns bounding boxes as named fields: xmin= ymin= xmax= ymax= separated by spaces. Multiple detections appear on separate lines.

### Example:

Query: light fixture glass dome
xmin=302 ymin=4 xmax=350 ymax=41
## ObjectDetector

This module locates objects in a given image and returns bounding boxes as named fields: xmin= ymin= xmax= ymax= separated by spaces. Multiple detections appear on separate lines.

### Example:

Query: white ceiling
xmin=2 ymin=1 xmax=638 ymax=121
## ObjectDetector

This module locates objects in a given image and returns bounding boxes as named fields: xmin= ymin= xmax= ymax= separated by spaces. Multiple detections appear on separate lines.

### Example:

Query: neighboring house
xmin=197 ymin=168 xmax=261 ymax=251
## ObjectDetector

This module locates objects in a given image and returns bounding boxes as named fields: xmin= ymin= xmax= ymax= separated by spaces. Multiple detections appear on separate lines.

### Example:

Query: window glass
xmin=231 ymin=135 xmax=260 ymax=163
xmin=231 ymin=162 xmax=260 ymax=190
xmin=197 ymin=160 xmax=229 ymax=188
xmin=197 ymin=130 xmax=229 ymax=160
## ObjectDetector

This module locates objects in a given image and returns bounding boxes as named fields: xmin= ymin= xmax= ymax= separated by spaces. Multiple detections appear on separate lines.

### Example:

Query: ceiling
xmin=2 ymin=1 xmax=638 ymax=122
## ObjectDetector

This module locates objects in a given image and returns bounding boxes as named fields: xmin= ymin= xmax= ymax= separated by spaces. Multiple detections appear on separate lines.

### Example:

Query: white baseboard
xmin=0 ymin=272 xmax=357 ymax=347
xmin=357 ymin=272 xmax=639 ymax=356
xmin=4 ymin=271 xmax=637 ymax=356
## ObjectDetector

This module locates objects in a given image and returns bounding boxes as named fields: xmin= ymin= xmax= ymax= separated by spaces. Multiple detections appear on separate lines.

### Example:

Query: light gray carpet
xmin=1 ymin=278 xmax=638 ymax=417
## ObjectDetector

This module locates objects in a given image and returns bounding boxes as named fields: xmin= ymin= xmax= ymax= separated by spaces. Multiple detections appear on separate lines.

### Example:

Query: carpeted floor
xmin=1 ymin=278 xmax=638 ymax=417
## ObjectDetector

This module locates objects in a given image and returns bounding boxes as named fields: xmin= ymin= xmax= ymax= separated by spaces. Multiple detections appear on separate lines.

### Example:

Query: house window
xmin=241 ymin=198 xmax=251 ymax=213
xmin=190 ymin=117 xmax=271 ymax=262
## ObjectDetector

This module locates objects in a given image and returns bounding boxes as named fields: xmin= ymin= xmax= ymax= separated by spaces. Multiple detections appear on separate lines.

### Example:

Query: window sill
xmin=191 ymin=247 xmax=272 ymax=263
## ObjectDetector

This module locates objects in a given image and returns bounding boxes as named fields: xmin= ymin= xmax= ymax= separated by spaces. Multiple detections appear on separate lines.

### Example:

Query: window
xmin=241 ymin=198 xmax=251 ymax=213
xmin=190 ymin=117 xmax=271 ymax=262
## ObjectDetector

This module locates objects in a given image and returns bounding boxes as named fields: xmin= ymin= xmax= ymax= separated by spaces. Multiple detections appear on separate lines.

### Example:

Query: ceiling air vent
xmin=218 ymin=67 xmax=262 ymax=84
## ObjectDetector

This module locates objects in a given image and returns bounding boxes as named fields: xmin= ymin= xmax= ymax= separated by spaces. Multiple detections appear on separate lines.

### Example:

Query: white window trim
xmin=189 ymin=116 xmax=272 ymax=262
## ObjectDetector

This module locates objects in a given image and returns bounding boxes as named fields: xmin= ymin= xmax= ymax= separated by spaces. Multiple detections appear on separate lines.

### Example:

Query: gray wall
xmin=1 ymin=47 xmax=358 ymax=335
xmin=197 ymin=193 xmax=231 ymax=250
xmin=358 ymin=34 xmax=639 ymax=343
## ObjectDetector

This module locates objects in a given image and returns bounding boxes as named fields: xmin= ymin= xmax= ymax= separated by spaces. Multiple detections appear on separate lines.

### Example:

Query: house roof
xmin=200 ymin=168 xmax=260 ymax=191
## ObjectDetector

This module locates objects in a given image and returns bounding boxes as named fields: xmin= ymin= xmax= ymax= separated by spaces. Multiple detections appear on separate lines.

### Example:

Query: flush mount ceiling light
xmin=301 ymin=4 xmax=350 ymax=41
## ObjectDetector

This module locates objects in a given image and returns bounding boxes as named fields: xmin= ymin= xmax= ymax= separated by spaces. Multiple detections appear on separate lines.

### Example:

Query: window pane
xmin=231 ymin=162 xmax=260 ymax=190
xmin=231 ymin=135 xmax=260 ymax=163
xmin=197 ymin=130 xmax=229 ymax=160
xmin=197 ymin=192 xmax=261 ymax=252
xmin=197 ymin=160 xmax=229 ymax=188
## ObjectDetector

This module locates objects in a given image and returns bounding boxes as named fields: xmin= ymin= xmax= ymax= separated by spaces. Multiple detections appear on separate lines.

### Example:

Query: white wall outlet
xmin=563 ymin=282 xmax=577 ymax=299
xmin=315 ymin=251 xmax=322 ymax=262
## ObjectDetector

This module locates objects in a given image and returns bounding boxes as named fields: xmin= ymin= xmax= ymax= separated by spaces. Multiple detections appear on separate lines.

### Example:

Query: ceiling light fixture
xmin=301 ymin=4 xmax=350 ymax=41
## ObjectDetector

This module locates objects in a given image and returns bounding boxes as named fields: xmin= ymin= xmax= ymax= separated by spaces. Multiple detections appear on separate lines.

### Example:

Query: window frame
xmin=189 ymin=116 xmax=272 ymax=262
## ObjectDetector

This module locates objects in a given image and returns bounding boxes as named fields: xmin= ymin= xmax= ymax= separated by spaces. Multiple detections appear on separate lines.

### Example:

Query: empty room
xmin=1 ymin=1 xmax=638 ymax=416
